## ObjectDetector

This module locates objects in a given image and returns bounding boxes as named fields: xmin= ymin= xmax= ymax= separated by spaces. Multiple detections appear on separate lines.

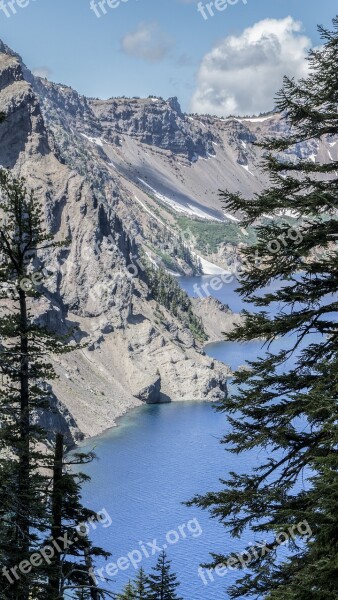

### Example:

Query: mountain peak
xmin=0 ymin=39 xmax=22 ymax=61
xmin=167 ymin=96 xmax=182 ymax=115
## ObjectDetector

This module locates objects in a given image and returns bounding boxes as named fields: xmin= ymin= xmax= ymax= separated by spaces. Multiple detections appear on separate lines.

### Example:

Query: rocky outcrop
xmin=87 ymin=96 xmax=216 ymax=161
xmin=191 ymin=296 xmax=244 ymax=343
xmin=33 ymin=386 xmax=83 ymax=449
xmin=136 ymin=376 xmax=162 ymax=404
xmin=0 ymin=41 xmax=232 ymax=441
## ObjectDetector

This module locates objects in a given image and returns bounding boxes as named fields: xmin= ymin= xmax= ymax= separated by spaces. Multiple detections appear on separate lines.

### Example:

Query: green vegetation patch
xmin=176 ymin=216 xmax=256 ymax=254
xmin=145 ymin=266 xmax=207 ymax=342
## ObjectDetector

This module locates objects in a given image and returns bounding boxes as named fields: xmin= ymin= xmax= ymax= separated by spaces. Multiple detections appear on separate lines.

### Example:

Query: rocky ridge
xmin=0 ymin=41 xmax=233 ymax=446
xmin=29 ymin=69 xmax=338 ymax=277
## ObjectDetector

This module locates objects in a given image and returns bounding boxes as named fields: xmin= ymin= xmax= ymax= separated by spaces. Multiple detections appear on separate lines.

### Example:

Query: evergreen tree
xmin=0 ymin=170 xmax=111 ymax=599
xmin=0 ymin=169 xmax=69 ymax=599
xmin=117 ymin=580 xmax=136 ymax=599
xmin=189 ymin=17 xmax=338 ymax=600
xmin=133 ymin=568 xmax=149 ymax=599
xmin=147 ymin=552 xmax=182 ymax=600
xmin=44 ymin=434 xmax=111 ymax=600
xmin=117 ymin=567 xmax=149 ymax=600
xmin=145 ymin=267 xmax=206 ymax=342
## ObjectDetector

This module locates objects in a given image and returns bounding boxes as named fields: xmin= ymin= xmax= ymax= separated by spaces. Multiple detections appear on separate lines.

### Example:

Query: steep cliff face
xmin=88 ymin=95 xmax=216 ymax=159
xmin=0 ymin=42 xmax=232 ymax=446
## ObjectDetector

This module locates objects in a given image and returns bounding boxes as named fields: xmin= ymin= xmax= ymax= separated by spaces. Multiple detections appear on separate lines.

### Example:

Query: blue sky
xmin=0 ymin=0 xmax=337 ymax=115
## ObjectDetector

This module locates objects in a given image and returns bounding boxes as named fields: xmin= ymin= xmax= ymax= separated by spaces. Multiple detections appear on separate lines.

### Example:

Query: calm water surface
xmin=79 ymin=276 xmax=310 ymax=598
xmin=79 ymin=402 xmax=263 ymax=599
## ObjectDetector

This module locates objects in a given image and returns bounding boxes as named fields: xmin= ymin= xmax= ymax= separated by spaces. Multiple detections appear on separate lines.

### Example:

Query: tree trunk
xmin=49 ymin=432 xmax=64 ymax=597
xmin=84 ymin=548 xmax=101 ymax=600
xmin=15 ymin=287 xmax=30 ymax=600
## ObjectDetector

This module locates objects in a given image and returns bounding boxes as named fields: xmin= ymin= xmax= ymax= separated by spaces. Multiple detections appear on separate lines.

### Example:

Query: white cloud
xmin=121 ymin=22 xmax=174 ymax=62
xmin=190 ymin=17 xmax=311 ymax=117
xmin=32 ymin=66 xmax=52 ymax=79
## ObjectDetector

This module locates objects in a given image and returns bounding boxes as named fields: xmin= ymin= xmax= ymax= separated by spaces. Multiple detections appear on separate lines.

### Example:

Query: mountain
xmin=30 ymin=70 xmax=338 ymax=273
xmin=0 ymin=40 xmax=336 ymax=445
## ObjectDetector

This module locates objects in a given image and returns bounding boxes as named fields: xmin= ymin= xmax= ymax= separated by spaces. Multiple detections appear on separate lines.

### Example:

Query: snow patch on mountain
xmin=138 ymin=178 xmax=223 ymax=222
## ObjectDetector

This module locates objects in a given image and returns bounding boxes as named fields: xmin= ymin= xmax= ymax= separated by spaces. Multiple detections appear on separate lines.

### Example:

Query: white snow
xmin=133 ymin=195 xmax=166 ymax=226
xmin=308 ymin=154 xmax=316 ymax=163
xmin=192 ymin=251 xmax=231 ymax=275
xmin=223 ymin=212 xmax=240 ymax=223
xmin=278 ymin=209 xmax=299 ymax=218
xmin=187 ymin=117 xmax=206 ymax=129
xmin=240 ymin=164 xmax=255 ymax=177
xmin=263 ymin=210 xmax=299 ymax=220
xmin=219 ymin=117 xmax=241 ymax=123
xmin=241 ymin=116 xmax=273 ymax=123
xmin=186 ymin=203 xmax=222 ymax=221
xmin=145 ymin=252 xmax=159 ymax=269
xmin=137 ymin=178 xmax=223 ymax=222
xmin=80 ymin=133 xmax=104 ymax=147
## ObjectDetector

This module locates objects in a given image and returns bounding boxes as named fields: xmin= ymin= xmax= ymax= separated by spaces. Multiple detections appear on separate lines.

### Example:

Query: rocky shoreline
xmin=47 ymin=285 xmax=238 ymax=448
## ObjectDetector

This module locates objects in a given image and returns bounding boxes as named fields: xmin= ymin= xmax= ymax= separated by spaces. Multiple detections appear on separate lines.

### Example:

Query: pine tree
xmin=117 ymin=580 xmax=136 ymax=599
xmin=0 ymin=169 xmax=69 ymax=599
xmin=117 ymin=568 xmax=149 ymax=600
xmin=133 ymin=568 xmax=149 ymax=599
xmin=0 ymin=170 xmax=112 ymax=599
xmin=147 ymin=552 xmax=182 ymax=600
xmin=43 ymin=434 xmax=111 ymax=600
xmin=189 ymin=17 xmax=338 ymax=600
xmin=145 ymin=267 xmax=207 ymax=342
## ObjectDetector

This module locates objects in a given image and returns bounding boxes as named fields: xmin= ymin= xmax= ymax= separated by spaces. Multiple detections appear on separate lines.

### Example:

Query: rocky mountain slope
xmin=0 ymin=41 xmax=232 ymax=445
xmin=1 ymin=40 xmax=336 ymax=445
xmin=30 ymin=67 xmax=338 ymax=275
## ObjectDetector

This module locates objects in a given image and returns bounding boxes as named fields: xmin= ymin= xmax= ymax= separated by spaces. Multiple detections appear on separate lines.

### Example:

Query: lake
xmin=78 ymin=276 xmax=308 ymax=598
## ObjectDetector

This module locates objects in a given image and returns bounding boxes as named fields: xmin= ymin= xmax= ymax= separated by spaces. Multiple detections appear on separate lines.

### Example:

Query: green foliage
xmin=117 ymin=568 xmax=150 ymax=599
xmin=189 ymin=17 xmax=338 ymax=600
xmin=148 ymin=221 xmax=201 ymax=274
xmin=0 ymin=170 xmax=110 ymax=599
xmin=147 ymin=552 xmax=182 ymax=600
xmin=145 ymin=266 xmax=207 ymax=342
xmin=117 ymin=581 xmax=136 ymax=599
xmin=156 ymin=251 xmax=180 ymax=273
xmin=176 ymin=216 xmax=256 ymax=254
xmin=0 ymin=170 xmax=70 ymax=599
xmin=133 ymin=568 xmax=150 ymax=599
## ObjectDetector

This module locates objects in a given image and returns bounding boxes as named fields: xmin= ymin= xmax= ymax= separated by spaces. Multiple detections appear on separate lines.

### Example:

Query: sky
xmin=0 ymin=0 xmax=337 ymax=116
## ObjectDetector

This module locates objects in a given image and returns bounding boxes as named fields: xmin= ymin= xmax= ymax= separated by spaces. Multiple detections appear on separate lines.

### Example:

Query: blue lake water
xmin=78 ymin=276 xmax=315 ymax=598
xmin=79 ymin=402 xmax=263 ymax=599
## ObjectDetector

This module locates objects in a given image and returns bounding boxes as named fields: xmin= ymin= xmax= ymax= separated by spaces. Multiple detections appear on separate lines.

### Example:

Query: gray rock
xmin=136 ymin=376 xmax=162 ymax=404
